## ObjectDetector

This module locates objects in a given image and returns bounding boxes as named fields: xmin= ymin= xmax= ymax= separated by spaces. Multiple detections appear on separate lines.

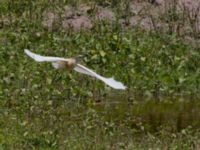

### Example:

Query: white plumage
xmin=24 ymin=49 xmax=126 ymax=90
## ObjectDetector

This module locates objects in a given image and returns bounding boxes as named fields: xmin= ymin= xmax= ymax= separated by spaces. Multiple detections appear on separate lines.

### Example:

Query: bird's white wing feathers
xmin=24 ymin=49 xmax=68 ymax=62
xmin=74 ymin=64 xmax=96 ymax=77
xmin=74 ymin=64 xmax=126 ymax=90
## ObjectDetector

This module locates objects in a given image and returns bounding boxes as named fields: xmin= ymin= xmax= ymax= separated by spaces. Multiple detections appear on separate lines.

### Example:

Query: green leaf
xmin=99 ymin=50 xmax=106 ymax=57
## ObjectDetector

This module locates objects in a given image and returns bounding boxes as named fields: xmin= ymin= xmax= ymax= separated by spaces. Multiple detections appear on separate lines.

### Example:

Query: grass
xmin=1 ymin=96 xmax=200 ymax=149
xmin=1 ymin=0 xmax=200 ymax=149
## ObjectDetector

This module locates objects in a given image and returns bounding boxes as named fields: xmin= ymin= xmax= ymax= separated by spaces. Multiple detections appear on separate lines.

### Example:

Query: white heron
xmin=24 ymin=49 xmax=126 ymax=90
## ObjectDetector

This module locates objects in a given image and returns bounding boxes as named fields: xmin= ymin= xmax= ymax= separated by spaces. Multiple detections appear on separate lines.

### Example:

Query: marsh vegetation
xmin=1 ymin=0 xmax=200 ymax=149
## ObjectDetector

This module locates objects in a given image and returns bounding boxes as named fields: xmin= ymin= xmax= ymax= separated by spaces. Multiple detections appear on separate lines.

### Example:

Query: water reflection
xmin=93 ymin=94 xmax=200 ymax=133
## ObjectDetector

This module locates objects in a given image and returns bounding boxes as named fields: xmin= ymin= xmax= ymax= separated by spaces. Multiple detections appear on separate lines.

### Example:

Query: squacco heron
xmin=24 ymin=49 xmax=126 ymax=90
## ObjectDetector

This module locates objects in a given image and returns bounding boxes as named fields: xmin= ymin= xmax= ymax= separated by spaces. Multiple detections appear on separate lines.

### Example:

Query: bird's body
xmin=24 ymin=49 xmax=126 ymax=90
xmin=52 ymin=59 xmax=76 ymax=70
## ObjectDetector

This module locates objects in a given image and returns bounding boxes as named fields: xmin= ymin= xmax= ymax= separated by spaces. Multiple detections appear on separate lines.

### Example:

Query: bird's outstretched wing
xmin=74 ymin=64 xmax=126 ymax=90
xmin=24 ymin=49 xmax=69 ymax=62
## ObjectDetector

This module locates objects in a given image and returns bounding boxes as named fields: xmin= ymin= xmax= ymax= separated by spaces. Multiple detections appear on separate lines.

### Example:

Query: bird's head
xmin=74 ymin=54 xmax=85 ymax=63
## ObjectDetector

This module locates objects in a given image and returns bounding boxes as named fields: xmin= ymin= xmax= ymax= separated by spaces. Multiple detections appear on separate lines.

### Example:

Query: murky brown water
xmin=91 ymin=94 xmax=200 ymax=133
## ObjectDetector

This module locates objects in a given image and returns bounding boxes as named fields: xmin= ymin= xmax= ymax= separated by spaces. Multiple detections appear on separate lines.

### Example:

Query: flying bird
xmin=24 ymin=49 xmax=126 ymax=90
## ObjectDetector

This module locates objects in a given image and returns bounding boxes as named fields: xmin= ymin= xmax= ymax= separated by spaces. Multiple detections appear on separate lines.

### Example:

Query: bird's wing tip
xmin=24 ymin=49 xmax=32 ymax=56
xmin=24 ymin=49 xmax=28 ymax=53
xmin=107 ymin=77 xmax=126 ymax=90
xmin=24 ymin=49 xmax=30 ymax=52
xmin=120 ymin=85 xmax=127 ymax=89
xmin=117 ymin=84 xmax=127 ymax=90
xmin=24 ymin=49 xmax=35 ymax=57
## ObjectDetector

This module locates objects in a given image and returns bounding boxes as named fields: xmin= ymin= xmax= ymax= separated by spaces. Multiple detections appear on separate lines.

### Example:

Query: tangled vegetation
xmin=1 ymin=0 xmax=200 ymax=149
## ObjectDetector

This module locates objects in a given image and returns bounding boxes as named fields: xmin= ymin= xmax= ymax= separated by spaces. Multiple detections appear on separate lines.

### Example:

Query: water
xmin=91 ymin=94 xmax=200 ymax=133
